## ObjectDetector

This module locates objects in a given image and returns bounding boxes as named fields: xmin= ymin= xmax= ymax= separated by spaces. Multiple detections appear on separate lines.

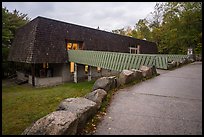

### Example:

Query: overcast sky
xmin=2 ymin=2 xmax=157 ymax=31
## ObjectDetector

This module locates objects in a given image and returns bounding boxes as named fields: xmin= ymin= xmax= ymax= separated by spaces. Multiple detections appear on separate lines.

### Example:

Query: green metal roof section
xmin=68 ymin=50 xmax=188 ymax=71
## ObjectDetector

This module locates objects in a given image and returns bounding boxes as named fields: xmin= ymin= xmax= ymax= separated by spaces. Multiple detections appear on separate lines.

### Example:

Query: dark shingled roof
xmin=8 ymin=16 xmax=158 ymax=63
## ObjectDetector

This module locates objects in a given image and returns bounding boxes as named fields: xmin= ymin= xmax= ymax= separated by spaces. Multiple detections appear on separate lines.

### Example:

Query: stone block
xmin=92 ymin=76 xmax=115 ymax=91
xmin=22 ymin=111 xmax=78 ymax=135
xmin=56 ymin=97 xmax=97 ymax=132
xmin=118 ymin=70 xmax=134 ymax=85
xmin=139 ymin=66 xmax=152 ymax=78
xmin=84 ymin=89 xmax=107 ymax=109
xmin=130 ymin=69 xmax=143 ymax=80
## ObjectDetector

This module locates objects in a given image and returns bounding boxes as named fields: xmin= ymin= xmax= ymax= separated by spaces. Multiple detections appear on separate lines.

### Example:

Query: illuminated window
xmin=97 ymin=67 xmax=101 ymax=72
xmin=67 ymin=43 xmax=72 ymax=50
xmin=70 ymin=62 xmax=74 ymax=73
xmin=66 ymin=40 xmax=83 ymax=50
xmin=43 ymin=63 xmax=49 ymax=68
xmin=67 ymin=42 xmax=79 ymax=50
xmin=43 ymin=63 xmax=46 ymax=68
xmin=67 ymin=43 xmax=73 ymax=50
xmin=73 ymin=43 xmax=78 ymax=50
xmin=85 ymin=65 xmax=88 ymax=73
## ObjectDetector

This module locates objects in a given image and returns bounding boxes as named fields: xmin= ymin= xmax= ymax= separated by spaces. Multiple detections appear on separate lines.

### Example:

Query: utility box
xmin=187 ymin=48 xmax=193 ymax=55
xmin=187 ymin=47 xmax=195 ymax=61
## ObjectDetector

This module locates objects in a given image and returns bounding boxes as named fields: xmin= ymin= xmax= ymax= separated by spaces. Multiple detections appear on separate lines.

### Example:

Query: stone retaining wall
xmin=22 ymin=65 xmax=157 ymax=135
xmin=167 ymin=58 xmax=193 ymax=70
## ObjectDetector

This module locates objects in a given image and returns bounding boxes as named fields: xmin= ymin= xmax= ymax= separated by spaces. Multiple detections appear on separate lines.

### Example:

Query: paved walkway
xmin=94 ymin=62 xmax=202 ymax=135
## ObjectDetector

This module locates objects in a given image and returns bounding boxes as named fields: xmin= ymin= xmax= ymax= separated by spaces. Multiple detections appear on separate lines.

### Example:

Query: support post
xmin=31 ymin=63 xmax=35 ymax=87
xmin=88 ymin=66 xmax=92 ymax=81
xmin=137 ymin=45 xmax=140 ymax=54
xmin=74 ymin=63 xmax=77 ymax=83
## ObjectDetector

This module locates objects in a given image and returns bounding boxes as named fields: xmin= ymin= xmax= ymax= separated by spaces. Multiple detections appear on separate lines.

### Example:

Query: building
xmin=8 ymin=16 xmax=158 ymax=87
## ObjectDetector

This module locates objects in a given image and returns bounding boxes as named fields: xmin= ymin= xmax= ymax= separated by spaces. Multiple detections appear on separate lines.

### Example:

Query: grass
xmin=2 ymin=73 xmax=160 ymax=135
xmin=2 ymin=80 xmax=95 ymax=135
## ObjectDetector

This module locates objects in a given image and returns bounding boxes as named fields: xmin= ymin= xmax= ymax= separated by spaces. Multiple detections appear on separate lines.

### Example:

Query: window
xmin=72 ymin=43 xmax=78 ymax=50
xmin=70 ymin=62 xmax=74 ymax=73
xmin=130 ymin=47 xmax=137 ymax=54
xmin=85 ymin=65 xmax=88 ymax=73
xmin=129 ymin=45 xmax=140 ymax=54
xmin=67 ymin=43 xmax=72 ymax=50
xmin=66 ymin=41 xmax=83 ymax=50
xmin=40 ymin=63 xmax=53 ymax=77
xmin=97 ymin=67 xmax=101 ymax=73
xmin=43 ymin=63 xmax=49 ymax=69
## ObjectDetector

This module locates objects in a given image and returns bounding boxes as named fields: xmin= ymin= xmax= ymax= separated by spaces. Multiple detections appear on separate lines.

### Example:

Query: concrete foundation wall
xmin=17 ymin=71 xmax=28 ymax=81
xmin=90 ymin=67 xmax=103 ymax=80
xmin=51 ymin=63 xmax=63 ymax=77
xmin=29 ymin=75 xmax=62 ymax=87
xmin=28 ymin=75 xmax=34 ymax=85
xmin=61 ymin=63 xmax=72 ymax=82
xmin=59 ymin=63 xmax=121 ymax=82
xmin=77 ymin=64 xmax=87 ymax=81
xmin=28 ymin=63 xmax=120 ymax=86
xmin=101 ymin=69 xmax=120 ymax=77
xmin=49 ymin=63 xmax=72 ymax=82
xmin=28 ymin=63 xmax=72 ymax=87
xmin=75 ymin=64 xmax=120 ymax=82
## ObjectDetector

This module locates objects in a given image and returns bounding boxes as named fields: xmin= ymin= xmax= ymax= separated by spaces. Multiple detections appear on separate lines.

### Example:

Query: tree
xmin=2 ymin=7 xmax=30 ymax=47
xmin=148 ymin=2 xmax=165 ymax=29
xmin=134 ymin=19 xmax=152 ymax=40
xmin=112 ymin=2 xmax=202 ymax=55
xmin=2 ymin=7 xmax=30 ymax=78
xmin=112 ymin=26 xmax=133 ymax=37
xmin=146 ymin=3 xmax=165 ymax=53
xmin=146 ymin=2 xmax=202 ymax=54
xmin=161 ymin=2 xmax=202 ymax=54
xmin=112 ymin=27 xmax=126 ymax=36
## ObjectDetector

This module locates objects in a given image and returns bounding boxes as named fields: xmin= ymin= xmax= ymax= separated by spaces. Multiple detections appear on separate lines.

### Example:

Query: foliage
xmin=2 ymin=80 xmax=95 ymax=135
xmin=112 ymin=26 xmax=132 ymax=36
xmin=135 ymin=19 xmax=151 ymax=40
xmin=159 ymin=2 xmax=202 ymax=54
xmin=2 ymin=7 xmax=30 ymax=78
xmin=2 ymin=7 xmax=30 ymax=47
xmin=112 ymin=28 xmax=126 ymax=35
xmin=112 ymin=2 xmax=202 ymax=55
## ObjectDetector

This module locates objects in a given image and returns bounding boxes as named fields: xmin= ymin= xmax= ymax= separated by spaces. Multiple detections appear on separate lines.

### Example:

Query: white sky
xmin=2 ymin=2 xmax=157 ymax=32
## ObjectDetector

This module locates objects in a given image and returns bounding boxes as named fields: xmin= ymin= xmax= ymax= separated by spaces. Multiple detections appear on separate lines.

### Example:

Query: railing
xmin=68 ymin=50 xmax=189 ymax=70
xmin=68 ymin=50 xmax=156 ymax=71
xmin=167 ymin=54 xmax=188 ymax=62
xmin=154 ymin=54 xmax=189 ymax=69
xmin=143 ymin=54 xmax=189 ymax=69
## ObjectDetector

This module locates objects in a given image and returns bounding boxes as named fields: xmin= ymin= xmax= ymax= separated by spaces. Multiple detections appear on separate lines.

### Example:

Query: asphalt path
xmin=94 ymin=62 xmax=202 ymax=135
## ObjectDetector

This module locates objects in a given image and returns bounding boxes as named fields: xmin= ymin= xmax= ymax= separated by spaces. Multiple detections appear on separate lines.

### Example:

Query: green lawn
xmin=2 ymin=80 xmax=95 ymax=135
